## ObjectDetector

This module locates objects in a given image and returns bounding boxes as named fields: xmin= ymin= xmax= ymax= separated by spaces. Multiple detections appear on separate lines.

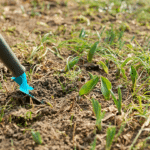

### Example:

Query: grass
xmin=0 ymin=0 xmax=150 ymax=149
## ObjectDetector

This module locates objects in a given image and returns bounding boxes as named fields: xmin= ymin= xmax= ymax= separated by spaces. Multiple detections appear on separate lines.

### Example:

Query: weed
xmin=97 ymin=61 xmax=109 ymax=74
xmin=130 ymin=65 xmax=138 ymax=91
xmin=79 ymin=28 xmax=86 ymax=38
xmin=1 ymin=0 xmax=150 ymax=149
xmin=79 ymin=75 xmax=99 ymax=96
xmin=110 ymin=87 xmax=122 ymax=115
xmin=26 ymin=69 xmax=33 ymax=81
xmin=91 ymin=98 xmax=105 ymax=131
xmin=106 ymin=126 xmax=116 ymax=150
xmin=46 ymin=102 xmax=53 ymax=108
xmin=64 ymin=66 xmax=82 ymax=80
xmin=87 ymin=41 xmax=99 ymax=62
xmin=65 ymin=56 xmax=80 ymax=72
xmin=31 ymin=130 xmax=42 ymax=145
xmin=101 ymin=76 xmax=112 ymax=100
xmin=88 ymin=72 xmax=97 ymax=79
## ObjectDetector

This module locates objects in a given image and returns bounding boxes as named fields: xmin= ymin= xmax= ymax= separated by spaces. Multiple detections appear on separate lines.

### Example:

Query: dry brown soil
xmin=0 ymin=0 xmax=150 ymax=150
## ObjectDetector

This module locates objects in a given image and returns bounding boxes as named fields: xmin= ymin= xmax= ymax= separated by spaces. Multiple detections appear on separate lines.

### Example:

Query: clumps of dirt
xmin=30 ymin=75 xmax=78 ymax=99
xmin=0 ymin=73 xmax=109 ymax=150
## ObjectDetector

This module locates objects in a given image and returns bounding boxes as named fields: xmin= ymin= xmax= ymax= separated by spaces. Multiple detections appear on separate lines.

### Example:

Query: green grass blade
xmin=87 ymin=41 xmax=99 ymax=62
xmin=79 ymin=28 xmax=86 ymax=38
xmin=98 ymin=61 xmax=108 ymax=74
xmin=110 ymin=90 xmax=118 ymax=109
xmin=110 ymin=88 xmax=122 ymax=114
xmin=106 ymin=126 xmax=116 ymax=150
xmin=65 ymin=56 xmax=79 ymax=72
xmin=101 ymin=76 xmax=112 ymax=100
xmin=91 ymin=98 xmax=105 ymax=131
xmin=121 ymin=68 xmax=127 ymax=80
xmin=79 ymin=76 xmax=99 ymax=96
xmin=130 ymin=66 xmax=138 ymax=90
xmin=92 ymin=98 xmax=101 ymax=118
xmin=118 ymin=87 xmax=122 ymax=114
xmin=89 ymin=72 xmax=94 ymax=79
xmin=121 ymin=57 xmax=132 ymax=68
xmin=88 ymin=72 xmax=97 ymax=79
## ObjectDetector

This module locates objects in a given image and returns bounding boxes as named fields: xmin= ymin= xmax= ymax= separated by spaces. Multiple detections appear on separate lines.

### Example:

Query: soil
xmin=0 ymin=0 xmax=150 ymax=150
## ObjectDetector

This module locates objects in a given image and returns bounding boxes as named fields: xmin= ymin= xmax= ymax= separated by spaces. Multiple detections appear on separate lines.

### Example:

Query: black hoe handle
xmin=0 ymin=34 xmax=25 ymax=77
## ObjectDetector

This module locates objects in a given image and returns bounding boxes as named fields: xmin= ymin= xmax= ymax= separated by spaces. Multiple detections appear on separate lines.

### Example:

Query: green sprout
xmin=79 ymin=28 xmax=86 ymax=38
xmin=87 ymin=41 xmax=99 ymax=62
xmin=130 ymin=65 xmax=138 ymax=91
xmin=91 ymin=98 xmax=105 ymax=131
xmin=110 ymin=87 xmax=122 ymax=115
xmin=65 ymin=56 xmax=80 ymax=72
xmin=106 ymin=126 xmax=116 ymax=150
xmin=79 ymin=75 xmax=99 ymax=96
xmin=31 ymin=130 xmax=42 ymax=145
xmin=101 ymin=76 xmax=112 ymax=100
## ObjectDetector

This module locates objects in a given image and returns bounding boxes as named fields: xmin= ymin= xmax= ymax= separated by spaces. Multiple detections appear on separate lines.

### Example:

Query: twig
xmin=123 ymin=95 xmax=132 ymax=104
xmin=73 ymin=122 xmax=76 ymax=147
xmin=30 ymin=97 xmax=34 ymax=109
xmin=3 ymin=83 xmax=9 ymax=93
xmin=67 ymin=97 xmax=75 ymax=112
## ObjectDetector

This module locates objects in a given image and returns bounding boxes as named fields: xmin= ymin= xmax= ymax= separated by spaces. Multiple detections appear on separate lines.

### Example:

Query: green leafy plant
xmin=106 ymin=126 xmax=116 ymax=150
xmin=97 ymin=61 xmax=109 ymax=74
xmin=110 ymin=87 xmax=122 ymax=115
xmin=87 ymin=41 xmax=99 ymax=62
xmin=101 ymin=76 xmax=112 ymax=100
xmin=88 ymin=72 xmax=97 ymax=79
xmin=65 ymin=56 xmax=79 ymax=72
xmin=130 ymin=65 xmax=138 ymax=91
xmin=31 ymin=131 xmax=42 ymax=145
xmin=79 ymin=75 xmax=99 ymax=96
xmin=79 ymin=28 xmax=86 ymax=38
xmin=91 ymin=98 xmax=105 ymax=131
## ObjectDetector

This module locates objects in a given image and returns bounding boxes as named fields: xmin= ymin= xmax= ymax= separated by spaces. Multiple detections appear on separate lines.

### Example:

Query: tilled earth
xmin=0 ymin=0 xmax=150 ymax=150
xmin=0 ymin=67 xmax=119 ymax=150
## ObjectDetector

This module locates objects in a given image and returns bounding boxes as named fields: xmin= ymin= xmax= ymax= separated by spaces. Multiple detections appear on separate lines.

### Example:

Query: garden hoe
xmin=0 ymin=34 xmax=43 ymax=104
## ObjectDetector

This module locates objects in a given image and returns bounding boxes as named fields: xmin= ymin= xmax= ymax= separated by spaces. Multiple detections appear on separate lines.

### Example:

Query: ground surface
xmin=0 ymin=0 xmax=150 ymax=150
